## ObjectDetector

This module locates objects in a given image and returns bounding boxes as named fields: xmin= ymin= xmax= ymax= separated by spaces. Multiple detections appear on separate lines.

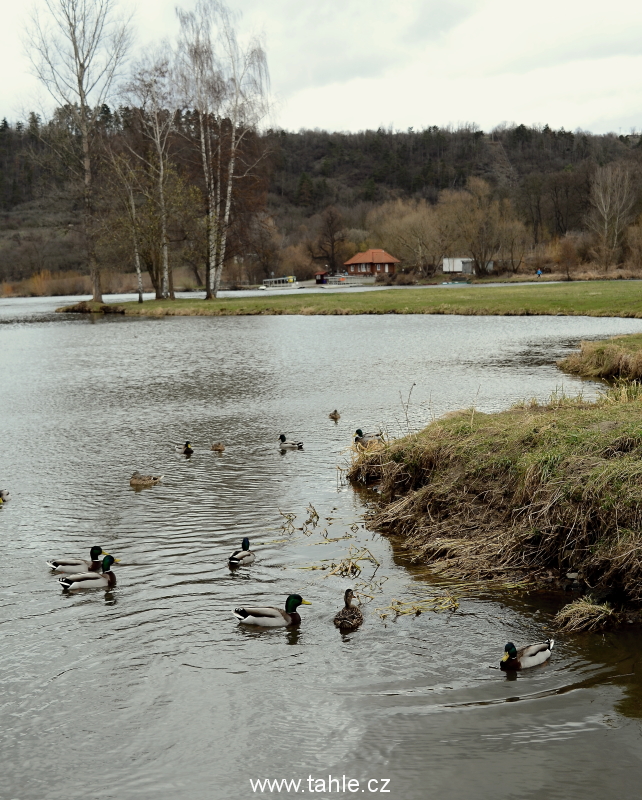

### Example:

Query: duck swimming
xmin=329 ymin=410 xmax=341 ymax=421
xmin=233 ymin=594 xmax=311 ymax=627
xmin=130 ymin=471 xmax=163 ymax=487
xmin=211 ymin=442 xmax=225 ymax=452
xmin=500 ymin=639 xmax=554 ymax=671
xmin=333 ymin=588 xmax=363 ymax=632
xmin=59 ymin=555 xmax=117 ymax=591
xmin=176 ymin=441 xmax=193 ymax=455
xmin=228 ymin=537 xmax=255 ymax=567
xmin=279 ymin=434 xmax=303 ymax=450
xmin=354 ymin=428 xmax=383 ymax=447
xmin=47 ymin=546 xmax=118 ymax=574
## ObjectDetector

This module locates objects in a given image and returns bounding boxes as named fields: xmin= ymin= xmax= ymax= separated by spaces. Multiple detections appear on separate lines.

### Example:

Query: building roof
xmin=344 ymin=248 xmax=400 ymax=266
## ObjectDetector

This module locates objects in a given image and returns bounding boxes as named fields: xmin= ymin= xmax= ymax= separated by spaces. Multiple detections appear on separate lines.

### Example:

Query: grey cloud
xmin=484 ymin=27 xmax=642 ymax=77
xmin=236 ymin=0 xmax=479 ymax=95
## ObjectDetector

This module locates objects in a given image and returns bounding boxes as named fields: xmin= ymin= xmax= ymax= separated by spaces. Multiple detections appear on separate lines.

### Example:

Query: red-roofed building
xmin=344 ymin=249 xmax=400 ymax=276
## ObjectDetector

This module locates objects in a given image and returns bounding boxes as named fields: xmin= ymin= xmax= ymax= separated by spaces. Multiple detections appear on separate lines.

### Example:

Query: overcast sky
xmin=3 ymin=0 xmax=642 ymax=134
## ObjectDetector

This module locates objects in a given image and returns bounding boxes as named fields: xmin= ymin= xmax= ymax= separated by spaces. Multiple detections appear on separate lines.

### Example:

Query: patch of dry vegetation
xmin=553 ymin=596 xmax=623 ymax=632
xmin=559 ymin=334 xmax=642 ymax=381
xmin=3 ymin=266 xmax=202 ymax=298
xmin=348 ymin=388 xmax=642 ymax=615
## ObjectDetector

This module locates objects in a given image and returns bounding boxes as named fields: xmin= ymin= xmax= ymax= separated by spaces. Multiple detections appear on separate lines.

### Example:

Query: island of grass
xmin=559 ymin=332 xmax=642 ymax=381
xmin=348 ymin=387 xmax=642 ymax=631
xmin=58 ymin=279 xmax=642 ymax=318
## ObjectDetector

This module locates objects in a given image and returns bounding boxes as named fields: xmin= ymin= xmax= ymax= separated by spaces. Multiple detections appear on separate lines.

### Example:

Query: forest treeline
xmin=3 ymin=0 xmax=642 ymax=296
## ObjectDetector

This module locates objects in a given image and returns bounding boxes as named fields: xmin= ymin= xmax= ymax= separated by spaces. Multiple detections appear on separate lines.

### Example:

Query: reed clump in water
xmin=553 ymin=596 xmax=623 ymax=632
xmin=559 ymin=334 xmax=642 ymax=381
xmin=348 ymin=387 xmax=642 ymax=611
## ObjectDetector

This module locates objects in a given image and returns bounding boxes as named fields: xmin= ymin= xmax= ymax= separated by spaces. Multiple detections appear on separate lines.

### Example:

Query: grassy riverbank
xmin=559 ymin=333 xmax=642 ymax=381
xmin=348 ymin=387 xmax=642 ymax=628
xmin=57 ymin=279 xmax=642 ymax=317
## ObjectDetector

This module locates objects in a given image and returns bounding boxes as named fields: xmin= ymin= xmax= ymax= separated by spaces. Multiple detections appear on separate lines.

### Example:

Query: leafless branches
xmin=24 ymin=0 xmax=132 ymax=300
xmin=176 ymin=0 xmax=269 ymax=298
xmin=587 ymin=163 xmax=635 ymax=268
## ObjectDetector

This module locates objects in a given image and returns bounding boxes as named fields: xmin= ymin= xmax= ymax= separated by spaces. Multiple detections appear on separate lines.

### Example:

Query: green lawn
xmin=59 ymin=280 xmax=642 ymax=317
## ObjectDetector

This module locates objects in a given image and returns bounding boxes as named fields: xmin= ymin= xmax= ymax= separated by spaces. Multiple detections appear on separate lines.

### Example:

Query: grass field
xmin=72 ymin=279 xmax=642 ymax=318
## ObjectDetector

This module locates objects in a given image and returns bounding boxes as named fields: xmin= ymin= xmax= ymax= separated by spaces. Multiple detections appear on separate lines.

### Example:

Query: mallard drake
xmin=59 ymin=555 xmax=117 ymax=590
xmin=211 ymin=442 xmax=225 ymax=452
xmin=229 ymin=537 xmax=255 ymax=567
xmin=130 ymin=471 xmax=163 ymax=487
xmin=500 ymin=639 xmax=554 ymax=671
xmin=334 ymin=588 xmax=363 ymax=631
xmin=47 ymin=546 xmax=119 ymax=574
xmin=0 ymin=489 xmax=11 ymax=502
xmin=329 ymin=410 xmax=341 ymax=421
xmin=176 ymin=441 xmax=193 ymax=455
xmin=354 ymin=428 xmax=383 ymax=447
xmin=279 ymin=434 xmax=303 ymax=450
xmin=233 ymin=594 xmax=311 ymax=627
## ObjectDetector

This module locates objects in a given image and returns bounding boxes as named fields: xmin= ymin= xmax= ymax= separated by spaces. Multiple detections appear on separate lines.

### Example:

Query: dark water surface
xmin=2 ymin=297 xmax=642 ymax=800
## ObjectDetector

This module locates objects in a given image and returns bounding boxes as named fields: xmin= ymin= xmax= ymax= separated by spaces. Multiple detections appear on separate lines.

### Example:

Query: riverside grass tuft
xmin=348 ymin=386 xmax=642 ymax=630
xmin=553 ymin=596 xmax=623 ymax=632
xmin=559 ymin=333 xmax=642 ymax=381
xmin=57 ymin=279 xmax=642 ymax=318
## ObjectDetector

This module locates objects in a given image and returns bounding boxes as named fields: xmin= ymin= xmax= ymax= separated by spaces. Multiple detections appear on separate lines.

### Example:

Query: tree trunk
xmin=157 ymin=153 xmax=172 ymax=299
xmin=128 ymin=189 xmax=144 ymax=303
xmin=199 ymin=112 xmax=214 ymax=300
xmin=81 ymin=120 xmax=102 ymax=302
xmin=209 ymin=118 xmax=224 ymax=298
xmin=213 ymin=146 xmax=236 ymax=297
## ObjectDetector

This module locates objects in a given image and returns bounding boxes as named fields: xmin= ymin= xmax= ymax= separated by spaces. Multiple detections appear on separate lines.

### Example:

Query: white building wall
xmin=442 ymin=258 xmax=493 ymax=274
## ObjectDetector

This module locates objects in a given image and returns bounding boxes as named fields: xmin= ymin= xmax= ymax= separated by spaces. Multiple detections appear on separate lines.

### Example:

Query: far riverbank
xmin=58 ymin=279 xmax=642 ymax=318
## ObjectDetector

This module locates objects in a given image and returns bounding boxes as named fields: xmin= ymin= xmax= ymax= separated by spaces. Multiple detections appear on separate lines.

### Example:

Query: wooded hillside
xmin=2 ymin=117 xmax=642 ymax=290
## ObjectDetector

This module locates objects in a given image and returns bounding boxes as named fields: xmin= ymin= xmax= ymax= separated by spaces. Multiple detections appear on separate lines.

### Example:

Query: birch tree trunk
xmin=128 ymin=188 xmax=144 ymax=303
xmin=124 ymin=53 xmax=176 ymax=299
xmin=176 ymin=0 xmax=269 ymax=299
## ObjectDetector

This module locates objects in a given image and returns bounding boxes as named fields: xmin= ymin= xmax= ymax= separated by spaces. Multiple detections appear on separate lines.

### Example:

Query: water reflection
xmin=3 ymin=302 xmax=642 ymax=799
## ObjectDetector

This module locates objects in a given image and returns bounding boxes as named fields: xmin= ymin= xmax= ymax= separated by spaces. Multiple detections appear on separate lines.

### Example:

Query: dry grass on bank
xmin=347 ymin=387 xmax=642 ymax=627
xmin=559 ymin=334 xmax=642 ymax=381
xmin=0 ymin=267 xmax=203 ymax=298
xmin=553 ymin=596 xmax=623 ymax=632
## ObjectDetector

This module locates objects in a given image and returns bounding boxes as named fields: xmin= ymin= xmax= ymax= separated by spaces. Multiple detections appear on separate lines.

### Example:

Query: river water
xmin=2 ymin=296 xmax=642 ymax=800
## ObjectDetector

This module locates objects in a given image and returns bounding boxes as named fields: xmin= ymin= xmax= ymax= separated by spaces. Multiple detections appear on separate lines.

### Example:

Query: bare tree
xmin=498 ymin=218 xmax=529 ymax=274
xmin=307 ymin=206 xmax=347 ymax=273
xmin=443 ymin=179 xmax=504 ymax=276
xmin=124 ymin=53 xmax=175 ymax=298
xmin=176 ymin=0 xmax=269 ymax=298
xmin=103 ymin=149 xmax=145 ymax=302
xmin=25 ymin=0 xmax=131 ymax=301
xmin=587 ymin=163 xmax=636 ymax=268
xmin=368 ymin=199 xmax=456 ymax=275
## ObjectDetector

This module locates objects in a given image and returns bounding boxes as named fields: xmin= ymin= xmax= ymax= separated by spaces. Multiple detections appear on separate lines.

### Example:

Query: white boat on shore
xmin=261 ymin=276 xmax=299 ymax=289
